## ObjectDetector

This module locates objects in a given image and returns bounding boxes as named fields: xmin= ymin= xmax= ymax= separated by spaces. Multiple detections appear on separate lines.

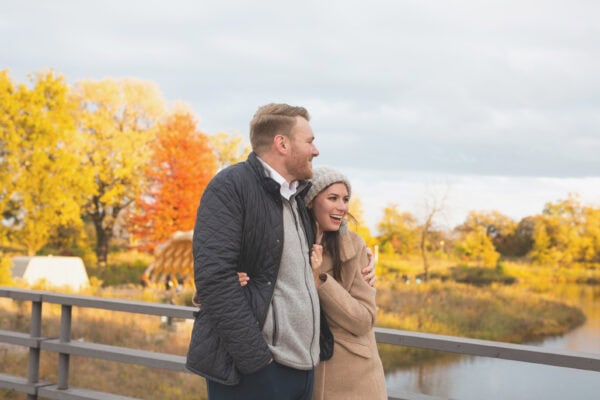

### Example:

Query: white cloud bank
xmin=2 ymin=0 xmax=599 ymax=232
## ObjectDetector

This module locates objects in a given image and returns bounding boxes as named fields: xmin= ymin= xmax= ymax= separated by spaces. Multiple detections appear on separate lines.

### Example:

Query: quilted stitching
xmin=186 ymin=153 xmax=314 ymax=384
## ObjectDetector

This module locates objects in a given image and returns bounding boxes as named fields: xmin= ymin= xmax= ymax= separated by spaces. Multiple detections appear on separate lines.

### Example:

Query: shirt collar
xmin=257 ymin=157 xmax=299 ymax=200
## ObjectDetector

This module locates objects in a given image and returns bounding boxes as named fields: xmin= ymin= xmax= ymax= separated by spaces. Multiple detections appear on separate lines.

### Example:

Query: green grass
xmin=449 ymin=265 xmax=517 ymax=286
xmin=86 ymin=250 xmax=153 ymax=287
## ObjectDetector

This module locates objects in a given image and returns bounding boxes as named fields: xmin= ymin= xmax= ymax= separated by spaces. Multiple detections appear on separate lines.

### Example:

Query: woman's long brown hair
xmin=321 ymin=230 xmax=342 ymax=282
xmin=316 ymin=213 xmax=357 ymax=284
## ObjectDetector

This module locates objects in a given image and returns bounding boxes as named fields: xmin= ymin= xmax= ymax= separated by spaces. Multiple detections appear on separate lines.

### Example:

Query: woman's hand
xmin=361 ymin=247 xmax=376 ymax=287
xmin=238 ymin=272 xmax=249 ymax=287
xmin=194 ymin=272 xmax=250 ymax=307
xmin=311 ymin=244 xmax=323 ymax=287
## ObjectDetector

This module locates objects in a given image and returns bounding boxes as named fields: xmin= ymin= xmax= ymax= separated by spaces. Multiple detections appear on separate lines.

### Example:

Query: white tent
xmin=11 ymin=256 xmax=90 ymax=289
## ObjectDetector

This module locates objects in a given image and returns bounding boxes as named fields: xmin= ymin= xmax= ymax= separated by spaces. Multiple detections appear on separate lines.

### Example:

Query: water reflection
xmin=384 ymin=285 xmax=600 ymax=400
xmin=386 ymin=355 xmax=600 ymax=400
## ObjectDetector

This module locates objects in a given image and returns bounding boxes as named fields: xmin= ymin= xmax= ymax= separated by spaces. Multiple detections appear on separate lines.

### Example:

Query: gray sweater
xmin=261 ymin=195 xmax=321 ymax=369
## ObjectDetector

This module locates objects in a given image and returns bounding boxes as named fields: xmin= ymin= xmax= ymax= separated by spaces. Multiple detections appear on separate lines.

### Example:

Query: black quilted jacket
xmin=185 ymin=152 xmax=315 ymax=384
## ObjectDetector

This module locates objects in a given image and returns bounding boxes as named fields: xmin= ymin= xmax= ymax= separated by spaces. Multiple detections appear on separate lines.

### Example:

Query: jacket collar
xmin=248 ymin=152 xmax=280 ymax=195
xmin=247 ymin=152 xmax=312 ymax=199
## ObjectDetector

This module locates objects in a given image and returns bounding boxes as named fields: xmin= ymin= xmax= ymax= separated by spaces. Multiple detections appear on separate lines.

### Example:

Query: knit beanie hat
xmin=305 ymin=166 xmax=352 ymax=207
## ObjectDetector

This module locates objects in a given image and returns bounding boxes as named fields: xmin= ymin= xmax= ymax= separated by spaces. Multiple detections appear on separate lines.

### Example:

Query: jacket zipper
xmin=259 ymin=195 xmax=284 ymax=330
xmin=271 ymin=299 xmax=278 ymax=346
xmin=292 ymin=196 xmax=318 ymax=366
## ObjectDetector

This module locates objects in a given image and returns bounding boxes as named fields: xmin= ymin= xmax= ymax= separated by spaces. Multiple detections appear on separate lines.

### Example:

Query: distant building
xmin=11 ymin=256 xmax=90 ymax=290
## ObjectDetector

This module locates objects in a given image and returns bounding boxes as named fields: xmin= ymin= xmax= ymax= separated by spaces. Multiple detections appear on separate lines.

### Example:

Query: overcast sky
xmin=2 ymin=0 xmax=600 ymax=231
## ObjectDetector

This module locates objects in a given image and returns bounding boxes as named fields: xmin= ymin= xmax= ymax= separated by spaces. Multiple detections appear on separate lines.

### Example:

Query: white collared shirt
xmin=257 ymin=157 xmax=299 ymax=200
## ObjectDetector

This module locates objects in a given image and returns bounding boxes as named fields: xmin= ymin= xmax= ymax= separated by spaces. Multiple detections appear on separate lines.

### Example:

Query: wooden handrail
xmin=1 ymin=287 xmax=598 ymax=400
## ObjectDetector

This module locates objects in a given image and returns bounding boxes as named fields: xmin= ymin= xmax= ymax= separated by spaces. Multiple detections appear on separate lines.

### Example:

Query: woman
xmin=305 ymin=166 xmax=387 ymax=400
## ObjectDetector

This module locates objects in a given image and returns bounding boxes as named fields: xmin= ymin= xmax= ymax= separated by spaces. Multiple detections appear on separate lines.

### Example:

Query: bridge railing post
xmin=26 ymin=299 xmax=42 ymax=400
xmin=57 ymin=304 xmax=72 ymax=390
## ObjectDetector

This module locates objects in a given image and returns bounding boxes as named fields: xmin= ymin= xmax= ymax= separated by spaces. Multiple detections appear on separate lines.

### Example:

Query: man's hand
xmin=361 ymin=247 xmax=376 ymax=287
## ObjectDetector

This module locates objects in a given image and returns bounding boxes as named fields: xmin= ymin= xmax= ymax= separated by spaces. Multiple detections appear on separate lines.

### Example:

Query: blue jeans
xmin=207 ymin=362 xmax=314 ymax=400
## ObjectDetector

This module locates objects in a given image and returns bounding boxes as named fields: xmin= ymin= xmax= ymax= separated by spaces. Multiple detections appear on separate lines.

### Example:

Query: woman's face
xmin=311 ymin=183 xmax=350 ymax=232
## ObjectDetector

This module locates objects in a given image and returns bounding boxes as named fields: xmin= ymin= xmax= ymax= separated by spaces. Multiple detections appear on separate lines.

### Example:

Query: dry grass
xmin=373 ymin=257 xmax=591 ymax=372
xmin=2 ymin=257 xmax=597 ymax=397
xmin=0 ymin=292 xmax=206 ymax=400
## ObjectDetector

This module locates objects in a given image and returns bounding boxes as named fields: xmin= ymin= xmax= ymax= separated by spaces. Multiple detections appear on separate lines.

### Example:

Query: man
xmin=186 ymin=103 xmax=373 ymax=399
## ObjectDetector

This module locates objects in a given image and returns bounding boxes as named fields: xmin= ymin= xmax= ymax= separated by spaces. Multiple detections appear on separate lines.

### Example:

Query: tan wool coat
xmin=313 ymin=230 xmax=387 ymax=400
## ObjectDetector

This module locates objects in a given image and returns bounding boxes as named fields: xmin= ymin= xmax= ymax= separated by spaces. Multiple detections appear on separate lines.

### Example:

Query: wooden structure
xmin=143 ymin=231 xmax=193 ymax=288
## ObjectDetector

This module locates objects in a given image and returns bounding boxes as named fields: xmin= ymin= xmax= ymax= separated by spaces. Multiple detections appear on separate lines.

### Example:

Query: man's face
xmin=285 ymin=117 xmax=319 ymax=181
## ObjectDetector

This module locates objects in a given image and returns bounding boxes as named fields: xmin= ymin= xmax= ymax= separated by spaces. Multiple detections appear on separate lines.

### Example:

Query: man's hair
xmin=250 ymin=103 xmax=310 ymax=154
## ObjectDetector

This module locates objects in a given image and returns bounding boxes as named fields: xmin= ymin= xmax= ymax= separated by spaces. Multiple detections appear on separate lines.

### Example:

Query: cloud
xmin=2 ymin=0 xmax=600 ymax=230
xmin=346 ymin=171 xmax=600 ymax=232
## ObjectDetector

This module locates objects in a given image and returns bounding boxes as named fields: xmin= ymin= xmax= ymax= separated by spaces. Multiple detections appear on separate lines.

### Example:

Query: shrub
xmin=87 ymin=251 xmax=153 ymax=287
xmin=450 ymin=265 xmax=517 ymax=286
xmin=0 ymin=252 xmax=13 ymax=285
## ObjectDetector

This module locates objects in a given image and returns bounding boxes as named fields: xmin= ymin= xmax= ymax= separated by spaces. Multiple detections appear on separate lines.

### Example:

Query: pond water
xmin=384 ymin=285 xmax=600 ymax=400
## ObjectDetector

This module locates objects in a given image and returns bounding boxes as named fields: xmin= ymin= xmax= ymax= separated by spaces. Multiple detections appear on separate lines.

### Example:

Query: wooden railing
xmin=1 ymin=287 xmax=599 ymax=400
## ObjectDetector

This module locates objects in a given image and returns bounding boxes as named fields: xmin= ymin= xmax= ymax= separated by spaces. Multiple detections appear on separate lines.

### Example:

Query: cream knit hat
xmin=305 ymin=166 xmax=352 ymax=207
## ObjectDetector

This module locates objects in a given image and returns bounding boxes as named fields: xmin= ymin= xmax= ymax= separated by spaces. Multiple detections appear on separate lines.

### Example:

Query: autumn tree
xmin=456 ymin=210 xmax=518 ymax=256
xmin=418 ymin=189 xmax=448 ymax=281
xmin=0 ymin=70 xmax=91 ymax=254
xmin=349 ymin=195 xmax=377 ymax=249
xmin=0 ymin=70 xmax=16 ymax=223
xmin=511 ymin=216 xmax=537 ymax=257
xmin=209 ymin=132 xmax=250 ymax=170
xmin=528 ymin=194 xmax=599 ymax=266
xmin=529 ymin=215 xmax=562 ymax=265
xmin=581 ymin=206 xmax=600 ymax=262
xmin=130 ymin=112 xmax=218 ymax=250
xmin=376 ymin=204 xmax=419 ymax=255
xmin=412 ymin=187 xmax=449 ymax=281
xmin=72 ymin=78 xmax=165 ymax=267
xmin=454 ymin=226 xmax=500 ymax=267
xmin=0 ymin=252 xmax=11 ymax=284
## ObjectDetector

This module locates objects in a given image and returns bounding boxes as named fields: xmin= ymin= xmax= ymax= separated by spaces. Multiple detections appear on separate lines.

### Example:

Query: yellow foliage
xmin=0 ymin=69 xmax=92 ymax=254
xmin=376 ymin=204 xmax=419 ymax=255
xmin=209 ymin=132 xmax=250 ymax=170
xmin=71 ymin=78 xmax=166 ymax=265
xmin=454 ymin=226 xmax=500 ymax=267
xmin=0 ymin=252 xmax=12 ymax=285
xmin=349 ymin=195 xmax=377 ymax=249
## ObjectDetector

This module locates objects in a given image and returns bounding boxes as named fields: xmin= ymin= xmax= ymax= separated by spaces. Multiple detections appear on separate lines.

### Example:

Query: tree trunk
xmin=91 ymin=195 xmax=116 ymax=269
xmin=420 ymin=229 xmax=429 ymax=282
xmin=420 ymin=216 xmax=433 ymax=282
xmin=95 ymin=223 xmax=109 ymax=268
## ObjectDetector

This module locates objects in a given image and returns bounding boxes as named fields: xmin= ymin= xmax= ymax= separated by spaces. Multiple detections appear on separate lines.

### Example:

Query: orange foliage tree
xmin=130 ymin=112 xmax=217 ymax=250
